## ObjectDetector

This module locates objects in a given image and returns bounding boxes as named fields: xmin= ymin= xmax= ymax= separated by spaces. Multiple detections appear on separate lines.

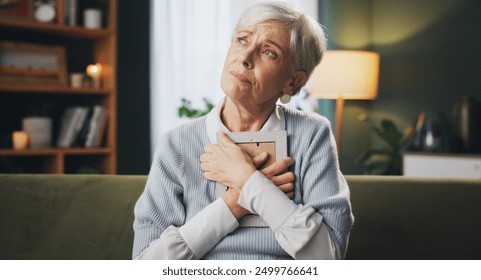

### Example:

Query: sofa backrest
xmin=0 ymin=174 xmax=146 ymax=260
xmin=346 ymin=175 xmax=481 ymax=260
xmin=1 ymin=174 xmax=481 ymax=259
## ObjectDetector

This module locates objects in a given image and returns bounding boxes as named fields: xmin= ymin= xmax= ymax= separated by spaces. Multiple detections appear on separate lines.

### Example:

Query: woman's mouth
xmin=230 ymin=71 xmax=251 ymax=84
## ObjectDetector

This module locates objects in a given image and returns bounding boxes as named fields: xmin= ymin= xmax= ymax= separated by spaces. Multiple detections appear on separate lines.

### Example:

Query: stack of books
xmin=56 ymin=105 xmax=109 ymax=148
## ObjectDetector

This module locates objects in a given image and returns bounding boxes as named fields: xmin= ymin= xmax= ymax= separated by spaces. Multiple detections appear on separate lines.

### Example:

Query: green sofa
xmin=1 ymin=174 xmax=480 ymax=260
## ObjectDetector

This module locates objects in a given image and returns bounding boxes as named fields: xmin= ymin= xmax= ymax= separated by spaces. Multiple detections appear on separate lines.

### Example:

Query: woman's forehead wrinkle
xmin=244 ymin=23 xmax=290 ymax=49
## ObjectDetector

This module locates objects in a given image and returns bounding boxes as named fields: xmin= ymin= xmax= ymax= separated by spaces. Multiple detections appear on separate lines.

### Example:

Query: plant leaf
xmin=371 ymin=119 xmax=403 ymax=149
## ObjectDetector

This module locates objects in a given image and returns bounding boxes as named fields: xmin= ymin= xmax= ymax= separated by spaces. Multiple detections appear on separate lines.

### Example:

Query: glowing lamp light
xmin=86 ymin=63 xmax=103 ymax=88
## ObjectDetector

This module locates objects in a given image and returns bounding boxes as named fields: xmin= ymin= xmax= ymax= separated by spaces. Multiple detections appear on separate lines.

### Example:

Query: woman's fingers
xmin=286 ymin=191 xmax=294 ymax=199
xmin=276 ymin=182 xmax=295 ymax=200
xmin=261 ymin=157 xmax=294 ymax=177
xmin=202 ymin=135 xmax=294 ymax=194
xmin=277 ymin=182 xmax=294 ymax=193
xmin=203 ymin=144 xmax=219 ymax=154
xmin=219 ymin=132 xmax=237 ymax=147
xmin=270 ymin=171 xmax=295 ymax=186
xmin=200 ymin=133 xmax=256 ymax=189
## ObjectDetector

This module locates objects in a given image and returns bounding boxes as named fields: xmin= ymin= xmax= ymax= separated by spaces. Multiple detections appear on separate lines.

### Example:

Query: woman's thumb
xmin=252 ymin=151 xmax=268 ymax=169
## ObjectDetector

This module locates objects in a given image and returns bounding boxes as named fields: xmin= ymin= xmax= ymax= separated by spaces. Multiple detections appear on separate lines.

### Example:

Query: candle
xmin=86 ymin=63 xmax=103 ymax=88
xmin=12 ymin=131 xmax=29 ymax=150
xmin=70 ymin=72 xmax=84 ymax=88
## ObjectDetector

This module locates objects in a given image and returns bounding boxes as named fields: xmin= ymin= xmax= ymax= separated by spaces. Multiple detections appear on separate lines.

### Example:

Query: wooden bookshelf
xmin=0 ymin=84 xmax=110 ymax=95
xmin=0 ymin=18 xmax=113 ymax=39
xmin=0 ymin=0 xmax=117 ymax=174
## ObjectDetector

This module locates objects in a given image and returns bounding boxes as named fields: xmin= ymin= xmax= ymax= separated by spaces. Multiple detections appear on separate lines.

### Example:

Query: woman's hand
xmin=201 ymin=132 xmax=295 ymax=219
xmin=220 ymin=156 xmax=296 ymax=219
xmin=259 ymin=157 xmax=295 ymax=199
xmin=201 ymin=132 xmax=257 ymax=190
xmin=201 ymin=132 xmax=295 ymax=193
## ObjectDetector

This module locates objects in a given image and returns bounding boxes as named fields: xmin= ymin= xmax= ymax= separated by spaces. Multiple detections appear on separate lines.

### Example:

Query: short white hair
xmin=234 ymin=1 xmax=327 ymax=93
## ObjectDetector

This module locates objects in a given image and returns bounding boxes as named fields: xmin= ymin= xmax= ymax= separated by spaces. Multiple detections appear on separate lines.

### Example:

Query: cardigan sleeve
xmin=238 ymin=171 xmax=338 ymax=259
xmin=132 ymin=130 xmax=238 ymax=259
xmin=238 ymin=116 xmax=352 ymax=259
xmin=297 ymin=117 xmax=353 ymax=257
xmin=134 ymin=199 xmax=238 ymax=260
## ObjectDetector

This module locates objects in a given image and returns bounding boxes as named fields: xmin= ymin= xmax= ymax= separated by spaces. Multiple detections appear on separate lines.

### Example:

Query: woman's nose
xmin=240 ymin=48 xmax=254 ymax=69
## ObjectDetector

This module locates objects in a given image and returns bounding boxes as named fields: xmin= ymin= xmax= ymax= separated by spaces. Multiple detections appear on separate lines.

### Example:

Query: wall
xmin=321 ymin=0 xmax=481 ymax=174
xmin=116 ymin=0 xmax=481 ymax=175
xmin=117 ymin=0 xmax=151 ymax=174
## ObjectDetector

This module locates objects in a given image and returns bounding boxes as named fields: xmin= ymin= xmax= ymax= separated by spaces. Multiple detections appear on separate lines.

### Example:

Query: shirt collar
xmin=206 ymin=97 xmax=285 ymax=144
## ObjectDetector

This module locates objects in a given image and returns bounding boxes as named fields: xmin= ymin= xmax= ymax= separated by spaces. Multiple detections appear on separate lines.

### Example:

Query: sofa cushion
xmin=0 ymin=174 xmax=145 ymax=260
xmin=346 ymin=175 xmax=481 ymax=260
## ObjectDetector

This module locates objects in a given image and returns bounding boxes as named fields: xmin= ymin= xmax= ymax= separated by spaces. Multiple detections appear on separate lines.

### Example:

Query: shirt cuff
xmin=179 ymin=198 xmax=239 ymax=258
xmin=238 ymin=171 xmax=298 ymax=232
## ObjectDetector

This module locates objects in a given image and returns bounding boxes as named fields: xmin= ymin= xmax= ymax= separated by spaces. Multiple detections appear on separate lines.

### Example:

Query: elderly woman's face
xmin=220 ymin=21 xmax=297 ymax=110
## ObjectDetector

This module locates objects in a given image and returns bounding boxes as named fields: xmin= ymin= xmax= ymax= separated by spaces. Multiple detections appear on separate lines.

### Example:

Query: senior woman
xmin=133 ymin=2 xmax=353 ymax=260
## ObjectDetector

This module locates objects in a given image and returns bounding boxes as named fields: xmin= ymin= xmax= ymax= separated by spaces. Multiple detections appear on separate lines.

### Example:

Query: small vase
xmin=452 ymin=96 xmax=481 ymax=153
xmin=22 ymin=117 xmax=52 ymax=148
xmin=411 ymin=111 xmax=451 ymax=153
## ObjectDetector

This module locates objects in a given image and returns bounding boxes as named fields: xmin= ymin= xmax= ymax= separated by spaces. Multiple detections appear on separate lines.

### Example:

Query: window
xmin=150 ymin=0 xmax=319 ymax=155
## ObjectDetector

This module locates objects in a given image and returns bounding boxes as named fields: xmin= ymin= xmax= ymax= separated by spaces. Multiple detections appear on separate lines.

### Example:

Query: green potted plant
xmin=355 ymin=114 xmax=414 ymax=175
xmin=178 ymin=98 xmax=214 ymax=118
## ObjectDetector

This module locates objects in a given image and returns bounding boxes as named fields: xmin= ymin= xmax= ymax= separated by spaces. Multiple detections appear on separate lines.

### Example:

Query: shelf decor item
xmin=33 ymin=0 xmax=56 ymax=23
xmin=452 ymin=95 xmax=481 ymax=153
xmin=0 ymin=0 xmax=32 ymax=20
xmin=63 ymin=0 xmax=78 ymax=26
xmin=69 ymin=72 xmax=84 ymax=88
xmin=22 ymin=117 xmax=52 ymax=148
xmin=0 ymin=0 xmax=117 ymax=174
xmin=86 ymin=63 xmax=102 ymax=88
xmin=0 ymin=41 xmax=67 ymax=86
xmin=11 ymin=131 xmax=29 ymax=150
xmin=411 ymin=111 xmax=452 ymax=153
xmin=83 ymin=8 xmax=102 ymax=29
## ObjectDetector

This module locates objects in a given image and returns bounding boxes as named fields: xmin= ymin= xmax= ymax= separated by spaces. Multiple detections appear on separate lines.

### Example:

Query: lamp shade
xmin=306 ymin=50 xmax=380 ymax=100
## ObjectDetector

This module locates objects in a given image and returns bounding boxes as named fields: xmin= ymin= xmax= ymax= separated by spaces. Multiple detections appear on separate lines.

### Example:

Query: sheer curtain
xmin=150 ymin=0 xmax=318 ymax=155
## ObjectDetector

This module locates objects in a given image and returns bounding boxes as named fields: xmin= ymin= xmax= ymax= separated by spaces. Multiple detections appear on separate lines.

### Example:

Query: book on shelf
xmin=64 ymin=0 xmax=78 ymax=26
xmin=57 ymin=105 xmax=108 ymax=148
xmin=85 ymin=105 xmax=109 ymax=148
xmin=56 ymin=107 xmax=75 ymax=147
xmin=56 ymin=106 xmax=87 ymax=148
xmin=73 ymin=107 xmax=93 ymax=147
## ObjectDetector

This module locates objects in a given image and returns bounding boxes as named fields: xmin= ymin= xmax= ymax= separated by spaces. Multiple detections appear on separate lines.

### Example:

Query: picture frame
xmin=0 ymin=0 xmax=33 ymax=20
xmin=224 ymin=130 xmax=287 ymax=168
xmin=0 ymin=41 xmax=67 ymax=86
xmin=215 ymin=130 xmax=288 ymax=227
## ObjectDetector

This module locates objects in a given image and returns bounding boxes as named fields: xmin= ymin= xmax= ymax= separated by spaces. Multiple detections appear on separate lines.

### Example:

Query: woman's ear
xmin=284 ymin=71 xmax=308 ymax=95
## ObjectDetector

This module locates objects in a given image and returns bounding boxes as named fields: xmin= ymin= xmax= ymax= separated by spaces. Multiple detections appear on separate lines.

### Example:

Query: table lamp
xmin=306 ymin=50 xmax=380 ymax=154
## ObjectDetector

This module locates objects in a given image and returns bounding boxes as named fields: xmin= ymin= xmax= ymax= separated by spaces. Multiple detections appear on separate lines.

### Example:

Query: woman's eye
xmin=237 ymin=37 xmax=247 ymax=45
xmin=263 ymin=50 xmax=277 ymax=58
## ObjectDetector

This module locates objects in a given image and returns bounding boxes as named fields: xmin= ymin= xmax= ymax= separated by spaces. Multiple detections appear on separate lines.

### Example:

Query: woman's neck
xmin=221 ymin=99 xmax=274 ymax=132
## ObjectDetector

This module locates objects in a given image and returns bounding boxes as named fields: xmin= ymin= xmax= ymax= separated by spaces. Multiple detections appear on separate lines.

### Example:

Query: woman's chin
xmin=222 ymin=84 xmax=248 ymax=98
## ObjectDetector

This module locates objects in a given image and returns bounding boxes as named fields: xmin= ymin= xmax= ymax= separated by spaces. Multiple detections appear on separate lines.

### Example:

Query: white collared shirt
xmin=206 ymin=98 xmax=286 ymax=144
